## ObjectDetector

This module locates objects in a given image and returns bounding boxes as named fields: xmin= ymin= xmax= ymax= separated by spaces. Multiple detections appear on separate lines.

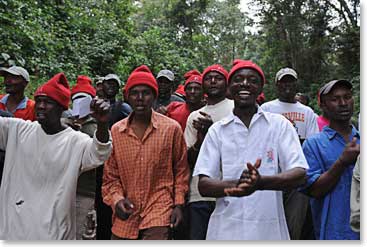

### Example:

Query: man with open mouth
xmin=0 ymin=72 xmax=112 ymax=240
xmin=193 ymin=59 xmax=308 ymax=240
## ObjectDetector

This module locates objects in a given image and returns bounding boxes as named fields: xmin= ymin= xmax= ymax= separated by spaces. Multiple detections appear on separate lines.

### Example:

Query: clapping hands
xmin=224 ymin=159 xmax=262 ymax=197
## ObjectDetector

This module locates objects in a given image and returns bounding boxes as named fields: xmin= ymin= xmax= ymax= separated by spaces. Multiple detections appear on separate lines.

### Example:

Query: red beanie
xmin=228 ymin=59 xmax=266 ymax=84
xmin=175 ymin=84 xmax=186 ymax=97
xmin=71 ymin=75 xmax=96 ymax=98
xmin=35 ymin=72 xmax=71 ymax=110
xmin=124 ymin=65 xmax=158 ymax=98
xmin=202 ymin=64 xmax=229 ymax=83
xmin=184 ymin=70 xmax=202 ymax=88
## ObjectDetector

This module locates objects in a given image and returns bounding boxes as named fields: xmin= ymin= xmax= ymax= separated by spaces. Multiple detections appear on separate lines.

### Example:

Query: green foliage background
xmin=0 ymin=0 xmax=360 ymax=121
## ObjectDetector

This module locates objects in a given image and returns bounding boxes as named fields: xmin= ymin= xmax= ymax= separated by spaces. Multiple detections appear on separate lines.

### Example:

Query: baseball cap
xmin=319 ymin=79 xmax=352 ymax=96
xmin=0 ymin=66 xmax=30 ymax=82
xmin=275 ymin=68 xmax=297 ymax=83
xmin=157 ymin=69 xmax=174 ymax=82
xmin=95 ymin=76 xmax=104 ymax=85
xmin=103 ymin=74 xmax=122 ymax=86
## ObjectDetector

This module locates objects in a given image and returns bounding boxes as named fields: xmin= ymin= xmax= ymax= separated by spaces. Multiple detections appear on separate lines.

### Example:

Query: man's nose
xmin=339 ymin=98 xmax=347 ymax=106
xmin=4 ymin=78 xmax=13 ymax=84
xmin=242 ymin=78 xmax=249 ymax=86
xmin=37 ymin=101 xmax=46 ymax=109
xmin=136 ymin=92 xmax=144 ymax=100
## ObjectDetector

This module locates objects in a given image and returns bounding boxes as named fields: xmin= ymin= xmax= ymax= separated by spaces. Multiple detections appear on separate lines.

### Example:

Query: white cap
xmin=275 ymin=67 xmax=297 ymax=83
xmin=103 ymin=74 xmax=122 ymax=86
xmin=0 ymin=66 xmax=30 ymax=82
xmin=319 ymin=79 xmax=352 ymax=96
xmin=157 ymin=69 xmax=174 ymax=82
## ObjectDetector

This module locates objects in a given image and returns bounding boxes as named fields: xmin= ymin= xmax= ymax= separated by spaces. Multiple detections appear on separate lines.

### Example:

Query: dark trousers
xmin=95 ymin=165 xmax=112 ymax=240
xmin=284 ymin=189 xmax=314 ymax=240
xmin=300 ymin=205 xmax=315 ymax=240
xmin=111 ymin=226 xmax=170 ymax=240
xmin=189 ymin=201 xmax=216 ymax=240
xmin=171 ymin=204 xmax=190 ymax=239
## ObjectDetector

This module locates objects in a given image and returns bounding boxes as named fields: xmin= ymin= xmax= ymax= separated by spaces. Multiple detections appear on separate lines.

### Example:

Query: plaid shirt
xmin=102 ymin=111 xmax=189 ymax=239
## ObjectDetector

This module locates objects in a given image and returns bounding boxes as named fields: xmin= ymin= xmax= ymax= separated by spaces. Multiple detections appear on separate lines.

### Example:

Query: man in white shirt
xmin=261 ymin=68 xmax=319 ymax=143
xmin=193 ymin=60 xmax=308 ymax=240
xmin=261 ymin=68 xmax=319 ymax=239
xmin=184 ymin=64 xmax=233 ymax=239
xmin=0 ymin=72 xmax=112 ymax=240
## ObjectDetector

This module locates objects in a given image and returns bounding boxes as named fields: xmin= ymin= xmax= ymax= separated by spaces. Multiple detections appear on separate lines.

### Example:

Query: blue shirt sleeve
xmin=300 ymin=138 xmax=323 ymax=193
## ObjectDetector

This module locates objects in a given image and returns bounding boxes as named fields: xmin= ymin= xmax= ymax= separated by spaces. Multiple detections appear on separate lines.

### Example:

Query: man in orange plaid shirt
xmin=102 ymin=65 xmax=190 ymax=240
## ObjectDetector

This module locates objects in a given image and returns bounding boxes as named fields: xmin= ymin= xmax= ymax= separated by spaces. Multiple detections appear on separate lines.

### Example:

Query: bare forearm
xmin=198 ymin=175 xmax=237 ymax=198
xmin=257 ymin=168 xmax=306 ymax=191
xmin=96 ymin=122 xmax=109 ymax=143
xmin=187 ymin=146 xmax=199 ymax=170
xmin=308 ymin=159 xmax=346 ymax=198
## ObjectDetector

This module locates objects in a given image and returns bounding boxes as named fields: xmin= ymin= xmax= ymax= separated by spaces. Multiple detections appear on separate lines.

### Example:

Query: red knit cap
xmin=202 ymin=64 xmax=229 ymax=83
xmin=71 ymin=75 xmax=96 ymax=98
xmin=124 ymin=65 xmax=158 ymax=98
xmin=175 ymin=84 xmax=186 ymax=97
xmin=228 ymin=59 xmax=266 ymax=84
xmin=184 ymin=70 xmax=202 ymax=88
xmin=34 ymin=72 xmax=71 ymax=110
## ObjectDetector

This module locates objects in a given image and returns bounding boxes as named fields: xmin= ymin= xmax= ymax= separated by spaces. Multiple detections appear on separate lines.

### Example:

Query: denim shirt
xmin=302 ymin=126 xmax=360 ymax=240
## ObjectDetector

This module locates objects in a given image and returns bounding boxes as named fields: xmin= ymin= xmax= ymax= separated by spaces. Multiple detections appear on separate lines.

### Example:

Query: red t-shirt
xmin=0 ymin=94 xmax=36 ymax=121
xmin=166 ymin=102 xmax=191 ymax=131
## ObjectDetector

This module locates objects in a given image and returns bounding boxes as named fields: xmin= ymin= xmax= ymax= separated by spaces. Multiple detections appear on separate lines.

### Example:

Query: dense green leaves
xmin=0 ymin=0 xmax=359 ymax=117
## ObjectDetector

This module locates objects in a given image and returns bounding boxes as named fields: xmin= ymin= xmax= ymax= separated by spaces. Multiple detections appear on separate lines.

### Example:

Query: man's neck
xmin=41 ymin=122 xmax=65 ymax=135
xmin=5 ymin=93 xmax=25 ymax=112
xmin=278 ymin=97 xmax=296 ymax=103
xmin=130 ymin=110 xmax=152 ymax=140
xmin=206 ymin=95 xmax=226 ymax=105
xmin=329 ymin=120 xmax=352 ymax=140
xmin=132 ymin=110 xmax=152 ymax=125
xmin=233 ymin=105 xmax=258 ymax=128
xmin=7 ymin=93 xmax=25 ymax=105
xmin=187 ymin=101 xmax=204 ymax=112
xmin=158 ymin=95 xmax=170 ymax=103
xmin=108 ymin=97 xmax=116 ymax=104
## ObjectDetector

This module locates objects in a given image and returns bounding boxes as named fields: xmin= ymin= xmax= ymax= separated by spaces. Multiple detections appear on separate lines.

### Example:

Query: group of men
xmin=0 ymin=60 xmax=360 ymax=240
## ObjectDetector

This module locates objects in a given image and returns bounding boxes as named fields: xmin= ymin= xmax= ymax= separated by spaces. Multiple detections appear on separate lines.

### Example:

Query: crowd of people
xmin=0 ymin=60 xmax=360 ymax=240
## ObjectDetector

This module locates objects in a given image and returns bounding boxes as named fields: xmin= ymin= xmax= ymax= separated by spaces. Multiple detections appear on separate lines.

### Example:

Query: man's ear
xmin=151 ymin=87 xmax=158 ymax=99
xmin=257 ymin=83 xmax=264 ymax=96
xmin=319 ymin=99 xmax=327 ymax=111
xmin=56 ymin=104 xmax=66 ymax=118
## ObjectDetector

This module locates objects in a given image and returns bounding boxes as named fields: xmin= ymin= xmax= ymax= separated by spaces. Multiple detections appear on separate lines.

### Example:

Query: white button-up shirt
xmin=193 ymin=107 xmax=308 ymax=240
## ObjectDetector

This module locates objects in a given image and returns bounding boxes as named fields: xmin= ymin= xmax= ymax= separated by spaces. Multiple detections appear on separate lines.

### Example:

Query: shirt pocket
xmin=257 ymin=148 xmax=278 ymax=175
xmin=214 ymin=196 xmax=238 ymax=216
